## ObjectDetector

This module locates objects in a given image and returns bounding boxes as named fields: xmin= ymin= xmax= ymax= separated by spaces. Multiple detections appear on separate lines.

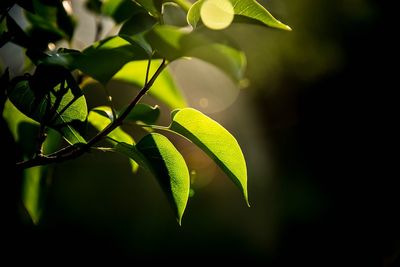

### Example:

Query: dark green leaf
xmin=120 ymin=103 xmax=160 ymax=125
xmin=25 ymin=0 xmax=76 ymax=44
xmin=22 ymin=166 xmax=44 ymax=224
xmin=135 ymin=0 xmax=162 ymax=18
xmin=22 ymin=129 xmax=60 ymax=224
xmin=3 ymin=101 xmax=60 ymax=224
xmin=8 ymin=79 xmax=87 ymax=144
xmin=136 ymin=133 xmax=190 ymax=224
xmin=102 ymin=0 xmax=143 ymax=23
xmin=73 ymin=36 xmax=148 ymax=84
xmin=146 ymin=25 xmax=246 ymax=81
xmin=119 ymin=12 xmax=157 ymax=36
xmin=113 ymin=59 xmax=187 ymax=109
xmin=87 ymin=106 xmax=139 ymax=172
xmin=169 ymin=108 xmax=249 ymax=205
xmin=187 ymin=0 xmax=291 ymax=31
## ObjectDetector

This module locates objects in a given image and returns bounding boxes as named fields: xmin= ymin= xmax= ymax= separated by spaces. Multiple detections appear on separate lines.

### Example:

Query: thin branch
xmin=144 ymin=56 xmax=152 ymax=85
xmin=17 ymin=59 xmax=167 ymax=169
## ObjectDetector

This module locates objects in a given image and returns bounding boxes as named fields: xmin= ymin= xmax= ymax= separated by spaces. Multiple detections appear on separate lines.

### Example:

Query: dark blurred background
xmin=1 ymin=0 xmax=398 ymax=265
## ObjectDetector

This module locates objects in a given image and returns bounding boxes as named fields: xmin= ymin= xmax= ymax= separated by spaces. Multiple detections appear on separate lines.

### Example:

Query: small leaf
xmin=136 ymin=133 xmax=190 ymax=224
xmin=187 ymin=0 xmax=291 ymax=31
xmin=169 ymin=108 xmax=249 ymax=205
xmin=113 ymin=59 xmax=187 ymax=109
xmin=88 ymin=106 xmax=138 ymax=172
xmin=187 ymin=0 xmax=202 ymax=28
xmin=73 ymin=36 xmax=148 ymax=84
xmin=146 ymin=25 xmax=246 ymax=81
xmin=120 ymin=103 xmax=160 ymax=125
xmin=7 ymin=79 xmax=87 ymax=144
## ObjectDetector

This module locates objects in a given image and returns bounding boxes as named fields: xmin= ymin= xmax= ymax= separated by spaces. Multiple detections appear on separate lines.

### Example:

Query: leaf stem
xmin=16 ymin=59 xmax=167 ymax=169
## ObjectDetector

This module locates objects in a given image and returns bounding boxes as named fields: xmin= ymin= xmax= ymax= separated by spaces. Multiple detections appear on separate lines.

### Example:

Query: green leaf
xmin=113 ymin=59 xmax=187 ymax=109
xmin=102 ymin=0 xmax=143 ymax=23
xmin=21 ymin=129 xmax=60 ymax=224
xmin=8 ymin=80 xmax=87 ymax=144
xmin=87 ymin=106 xmax=138 ymax=172
xmin=119 ymin=12 xmax=158 ymax=36
xmin=120 ymin=103 xmax=161 ymax=125
xmin=169 ymin=108 xmax=249 ymax=205
xmin=135 ymin=0 xmax=162 ymax=18
xmin=25 ymin=0 xmax=76 ymax=43
xmin=114 ymin=135 xmax=190 ymax=224
xmin=73 ymin=36 xmax=148 ymax=84
xmin=22 ymin=166 xmax=43 ymax=224
xmin=136 ymin=133 xmax=190 ymax=224
xmin=146 ymin=25 xmax=246 ymax=81
xmin=187 ymin=0 xmax=291 ymax=31
xmin=3 ymin=101 xmax=61 ymax=224
xmin=2 ymin=100 xmax=38 ymax=143
xmin=187 ymin=0 xmax=203 ymax=28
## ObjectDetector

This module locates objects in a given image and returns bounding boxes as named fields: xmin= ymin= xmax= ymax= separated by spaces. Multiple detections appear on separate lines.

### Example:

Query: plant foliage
xmin=1 ymin=0 xmax=290 ymax=224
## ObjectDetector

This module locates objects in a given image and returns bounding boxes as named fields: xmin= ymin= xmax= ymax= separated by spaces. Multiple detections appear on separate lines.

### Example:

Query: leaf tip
xmin=177 ymin=216 xmax=183 ymax=226
xmin=283 ymin=24 xmax=292 ymax=31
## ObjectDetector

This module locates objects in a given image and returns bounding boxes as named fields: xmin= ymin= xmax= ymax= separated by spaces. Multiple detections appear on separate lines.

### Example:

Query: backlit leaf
xmin=169 ymin=108 xmax=249 ymax=205
xmin=136 ymin=133 xmax=190 ymax=224
xmin=146 ymin=25 xmax=246 ymax=81
xmin=113 ymin=59 xmax=187 ymax=109
xmin=7 ymin=80 xmax=87 ymax=144
xmin=187 ymin=0 xmax=291 ymax=31
xmin=88 ymin=106 xmax=138 ymax=172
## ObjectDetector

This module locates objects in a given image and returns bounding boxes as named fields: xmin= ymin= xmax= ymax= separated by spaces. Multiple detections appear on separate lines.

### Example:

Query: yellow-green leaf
xmin=136 ymin=133 xmax=190 ymax=224
xmin=169 ymin=108 xmax=249 ymax=205
xmin=113 ymin=59 xmax=187 ymax=109
xmin=187 ymin=0 xmax=291 ymax=31
xmin=88 ymin=106 xmax=138 ymax=172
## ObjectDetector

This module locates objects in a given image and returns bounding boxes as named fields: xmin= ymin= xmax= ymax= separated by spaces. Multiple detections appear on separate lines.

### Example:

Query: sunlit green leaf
xmin=73 ymin=36 xmax=148 ymax=84
xmin=120 ymin=103 xmax=161 ymax=125
xmin=169 ymin=108 xmax=249 ymax=205
xmin=7 ymin=80 xmax=87 ymax=144
xmin=146 ymin=25 xmax=246 ymax=81
xmin=187 ymin=0 xmax=202 ymax=28
xmin=136 ymin=133 xmax=190 ymax=224
xmin=187 ymin=0 xmax=291 ymax=31
xmin=113 ymin=59 xmax=187 ymax=109
xmin=88 ymin=106 xmax=138 ymax=172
